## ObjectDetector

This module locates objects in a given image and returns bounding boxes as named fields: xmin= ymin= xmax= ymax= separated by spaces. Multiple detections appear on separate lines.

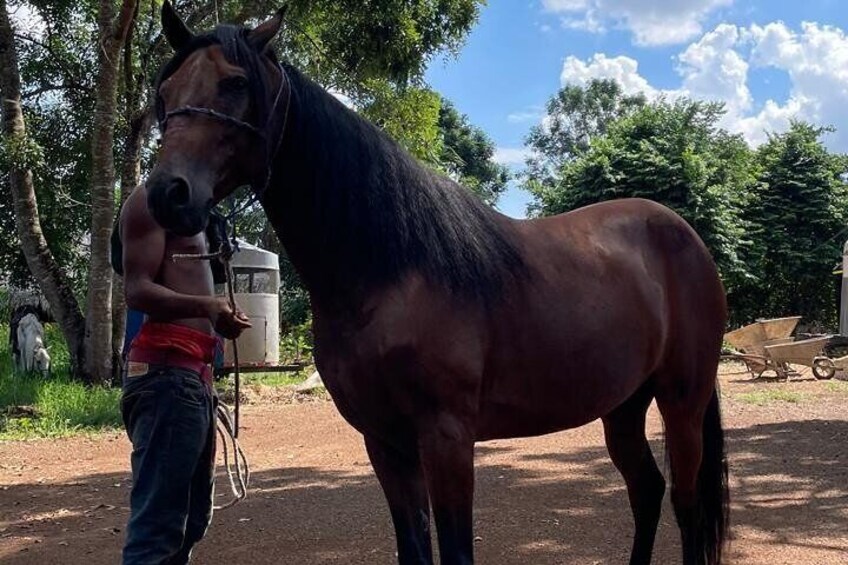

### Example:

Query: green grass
xmin=0 ymin=324 xmax=121 ymax=440
xmin=736 ymin=389 xmax=806 ymax=406
xmin=242 ymin=370 xmax=309 ymax=387
xmin=824 ymin=380 xmax=848 ymax=393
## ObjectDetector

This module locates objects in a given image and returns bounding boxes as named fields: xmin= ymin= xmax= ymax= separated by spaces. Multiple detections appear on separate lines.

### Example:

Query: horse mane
xmin=158 ymin=25 xmax=526 ymax=304
xmin=277 ymin=65 xmax=526 ymax=303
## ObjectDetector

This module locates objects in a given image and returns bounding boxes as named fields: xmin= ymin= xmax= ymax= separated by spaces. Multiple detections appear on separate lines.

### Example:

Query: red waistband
xmin=130 ymin=322 xmax=218 ymax=362
xmin=127 ymin=323 xmax=219 ymax=383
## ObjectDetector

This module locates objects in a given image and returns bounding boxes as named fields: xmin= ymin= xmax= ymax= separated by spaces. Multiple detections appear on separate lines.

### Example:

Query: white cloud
xmin=494 ymin=147 xmax=532 ymax=166
xmin=542 ymin=0 xmax=589 ymax=11
xmin=742 ymin=22 xmax=848 ymax=149
xmin=676 ymin=24 xmax=751 ymax=113
xmin=507 ymin=106 xmax=545 ymax=124
xmin=541 ymin=0 xmax=733 ymax=46
xmin=552 ymin=21 xmax=848 ymax=151
xmin=561 ymin=53 xmax=658 ymax=97
xmin=736 ymin=98 xmax=803 ymax=147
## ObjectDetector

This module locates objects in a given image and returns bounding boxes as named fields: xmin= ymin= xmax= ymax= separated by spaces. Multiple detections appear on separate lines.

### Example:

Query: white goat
xmin=16 ymin=313 xmax=51 ymax=375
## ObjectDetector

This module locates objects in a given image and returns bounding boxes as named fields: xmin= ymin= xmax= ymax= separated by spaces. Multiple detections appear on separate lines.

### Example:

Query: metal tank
xmin=219 ymin=240 xmax=280 ymax=367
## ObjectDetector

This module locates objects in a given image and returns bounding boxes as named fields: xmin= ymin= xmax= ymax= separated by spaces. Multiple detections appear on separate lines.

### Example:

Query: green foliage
xmin=34 ymin=377 xmax=121 ymax=428
xmin=525 ymin=79 xmax=646 ymax=198
xmin=1 ymin=0 xmax=97 ymax=291
xmin=241 ymin=369 xmax=309 ymax=388
xmin=43 ymin=323 xmax=72 ymax=377
xmin=0 ymin=132 xmax=45 ymax=170
xmin=736 ymin=122 xmax=848 ymax=327
xmin=438 ymin=99 xmax=509 ymax=205
xmin=529 ymin=97 xmax=755 ymax=294
xmin=280 ymin=316 xmax=314 ymax=365
xmin=361 ymin=83 xmax=444 ymax=162
xmin=278 ymin=0 xmax=483 ymax=93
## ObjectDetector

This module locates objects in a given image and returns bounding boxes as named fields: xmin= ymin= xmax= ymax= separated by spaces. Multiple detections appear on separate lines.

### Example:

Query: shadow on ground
xmin=1 ymin=419 xmax=845 ymax=564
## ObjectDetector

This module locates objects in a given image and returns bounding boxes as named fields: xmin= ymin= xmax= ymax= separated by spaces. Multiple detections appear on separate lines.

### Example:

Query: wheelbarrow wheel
xmin=812 ymin=357 xmax=836 ymax=380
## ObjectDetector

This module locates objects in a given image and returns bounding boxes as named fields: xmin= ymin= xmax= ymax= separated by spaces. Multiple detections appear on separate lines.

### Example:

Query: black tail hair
xmin=697 ymin=389 xmax=730 ymax=564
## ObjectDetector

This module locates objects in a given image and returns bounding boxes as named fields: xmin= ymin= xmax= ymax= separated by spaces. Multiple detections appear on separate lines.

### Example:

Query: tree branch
xmin=22 ymin=82 xmax=87 ymax=99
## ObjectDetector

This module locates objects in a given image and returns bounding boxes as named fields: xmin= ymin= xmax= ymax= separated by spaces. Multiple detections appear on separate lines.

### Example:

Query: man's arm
xmin=121 ymin=190 xmax=216 ymax=320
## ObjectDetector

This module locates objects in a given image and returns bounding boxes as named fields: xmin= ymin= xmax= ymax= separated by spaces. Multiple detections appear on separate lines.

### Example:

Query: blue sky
xmin=426 ymin=0 xmax=848 ymax=218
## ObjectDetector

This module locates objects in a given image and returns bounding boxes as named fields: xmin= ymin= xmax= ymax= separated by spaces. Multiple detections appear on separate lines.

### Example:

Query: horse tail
xmin=695 ymin=388 xmax=730 ymax=564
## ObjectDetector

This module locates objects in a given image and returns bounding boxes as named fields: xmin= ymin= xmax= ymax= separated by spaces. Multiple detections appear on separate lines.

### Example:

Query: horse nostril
xmin=165 ymin=177 xmax=191 ymax=206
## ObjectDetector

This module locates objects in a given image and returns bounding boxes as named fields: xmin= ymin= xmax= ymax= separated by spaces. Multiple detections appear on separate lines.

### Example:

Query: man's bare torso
xmin=122 ymin=186 xmax=214 ymax=335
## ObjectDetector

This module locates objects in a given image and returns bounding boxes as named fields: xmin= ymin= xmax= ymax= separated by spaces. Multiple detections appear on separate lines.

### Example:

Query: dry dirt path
xmin=1 ymin=369 xmax=847 ymax=564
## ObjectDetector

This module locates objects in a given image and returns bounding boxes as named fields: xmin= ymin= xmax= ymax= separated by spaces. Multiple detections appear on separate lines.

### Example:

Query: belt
xmin=126 ymin=346 xmax=213 ymax=384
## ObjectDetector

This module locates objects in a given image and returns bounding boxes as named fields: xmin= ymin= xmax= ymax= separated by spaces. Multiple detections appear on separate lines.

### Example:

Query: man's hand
xmin=209 ymin=297 xmax=252 ymax=339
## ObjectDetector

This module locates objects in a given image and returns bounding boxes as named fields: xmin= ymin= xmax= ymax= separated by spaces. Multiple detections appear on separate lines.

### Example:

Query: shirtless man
xmin=118 ymin=183 xmax=250 ymax=564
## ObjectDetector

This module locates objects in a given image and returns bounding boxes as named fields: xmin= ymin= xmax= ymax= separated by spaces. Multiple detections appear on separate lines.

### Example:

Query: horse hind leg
xmin=656 ymin=383 xmax=729 ymax=565
xmin=602 ymin=381 xmax=666 ymax=565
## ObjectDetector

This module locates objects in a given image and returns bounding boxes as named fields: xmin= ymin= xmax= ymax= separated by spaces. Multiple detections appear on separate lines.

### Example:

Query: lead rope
xmin=213 ymin=250 xmax=250 ymax=510
xmin=171 ymin=244 xmax=250 ymax=510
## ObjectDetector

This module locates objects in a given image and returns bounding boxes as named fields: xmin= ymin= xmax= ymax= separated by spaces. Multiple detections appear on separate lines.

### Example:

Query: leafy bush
xmin=280 ymin=317 xmax=314 ymax=365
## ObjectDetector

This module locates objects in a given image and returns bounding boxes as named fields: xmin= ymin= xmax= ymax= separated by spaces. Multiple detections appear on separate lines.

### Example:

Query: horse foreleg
xmin=602 ymin=383 xmax=666 ymax=565
xmin=418 ymin=415 xmax=475 ymax=565
xmin=364 ymin=435 xmax=434 ymax=565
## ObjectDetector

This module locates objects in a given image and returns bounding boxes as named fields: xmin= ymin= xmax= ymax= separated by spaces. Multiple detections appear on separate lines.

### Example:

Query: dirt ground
xmin=1 ymin=365 xmax=847 ymax=564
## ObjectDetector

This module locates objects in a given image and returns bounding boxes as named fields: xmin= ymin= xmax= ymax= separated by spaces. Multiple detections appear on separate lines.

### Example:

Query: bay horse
xmin=148 ymin=4 xmax=729 ymax=564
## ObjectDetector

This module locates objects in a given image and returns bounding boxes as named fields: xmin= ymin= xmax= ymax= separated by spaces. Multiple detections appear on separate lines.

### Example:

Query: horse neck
xmin=259 ymin=66 xmax=524 ymax=317
xmin=261 ymin=69 xmax=415 ymax=310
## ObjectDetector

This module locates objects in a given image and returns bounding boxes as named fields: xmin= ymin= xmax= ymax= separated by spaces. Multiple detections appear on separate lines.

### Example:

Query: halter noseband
xmin=159 ymin=106 xmax=265 ymax=138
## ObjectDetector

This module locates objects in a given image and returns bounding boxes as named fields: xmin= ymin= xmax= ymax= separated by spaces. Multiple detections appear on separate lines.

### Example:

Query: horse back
xmin=476 ymin=198 xmax=726 ymax=438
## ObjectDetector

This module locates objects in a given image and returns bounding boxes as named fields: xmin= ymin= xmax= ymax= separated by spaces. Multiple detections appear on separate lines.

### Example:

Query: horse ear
xmin=248 ymin=6 xmax=288 ymax=52
xmin=162 ymin=0 xmax=194 ymax=51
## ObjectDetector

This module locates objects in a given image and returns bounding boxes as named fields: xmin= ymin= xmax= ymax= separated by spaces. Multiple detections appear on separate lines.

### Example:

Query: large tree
xmin=438 ymin=98 xmax=508 ymax=205
xmin=528 ymin=97 xmax=756 ymax=303
xmin=85 ymin=0 xmax=138 ymax=383
xmin=0 ymin=0 xmax=87 ymax=375
xmin=739 ymin=122 xmax=848 ymax=326
xmin=524 ymin=78 xmax=646 ymax=200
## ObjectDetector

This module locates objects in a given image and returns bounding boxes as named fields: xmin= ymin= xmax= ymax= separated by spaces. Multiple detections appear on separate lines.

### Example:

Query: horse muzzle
xmin=146 ymin=172 xmax=212 ymax=237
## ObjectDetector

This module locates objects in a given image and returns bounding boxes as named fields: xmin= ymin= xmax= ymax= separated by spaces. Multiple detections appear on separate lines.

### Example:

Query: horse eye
xmin=221 ymin=76 xmax=249 ymax=93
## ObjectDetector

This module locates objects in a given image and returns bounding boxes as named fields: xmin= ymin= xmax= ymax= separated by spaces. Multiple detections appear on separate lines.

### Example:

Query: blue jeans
xmin=121 ymin=366 xmax=216 ymax=565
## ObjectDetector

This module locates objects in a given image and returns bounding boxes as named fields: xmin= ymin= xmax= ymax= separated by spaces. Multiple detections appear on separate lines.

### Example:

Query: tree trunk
xmin=112 ymin=107 xmax=152 ymax=377
xmin=85 ymin=0 xmax=138 ymax=384
xmin=112 ymin=6 xmax=151 ymax=381
xmin=0 ymin=1 xmax=87 ymax=377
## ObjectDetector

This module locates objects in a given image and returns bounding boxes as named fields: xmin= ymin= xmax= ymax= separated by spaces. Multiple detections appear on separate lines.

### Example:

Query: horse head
xmin=33 ymin=346 xmax=50 ymax=375
xmin=147 ymin=1 xmax=288 ymax=236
